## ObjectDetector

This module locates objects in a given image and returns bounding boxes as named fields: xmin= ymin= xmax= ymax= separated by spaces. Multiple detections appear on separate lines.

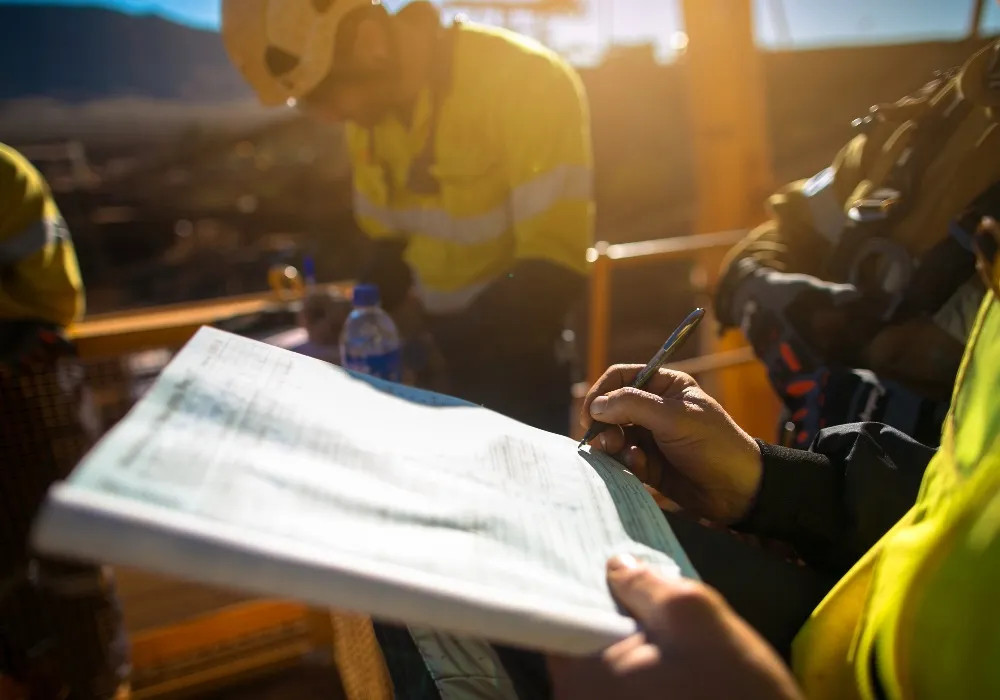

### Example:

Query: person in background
xmin=0 ymin=143 xmax=129 ymax=699
xmin=294 ymin=289 xmax=351 ymax=365
xmin=715 ymin=38 xmax=1000 ymax=449
xmin=389 ymin=289 xmax=450 ymax=393
xmin=221 ymin=0 xmax=593 ymax=434
xmin=552 ymin=217 xmax=1000 ymax=699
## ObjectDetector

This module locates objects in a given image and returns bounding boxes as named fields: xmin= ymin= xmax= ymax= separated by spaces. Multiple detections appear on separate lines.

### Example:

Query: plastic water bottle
xmin=340 ymin=284 xmax=402 ymax=382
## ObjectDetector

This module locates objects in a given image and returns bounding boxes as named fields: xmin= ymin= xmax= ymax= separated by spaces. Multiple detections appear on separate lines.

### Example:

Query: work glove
xmin=727 ymin=260 xmax=876 ymax=370
xmin=0 ymin=320 xmax=74 ymax=376
xmin=722 ymin=261 xmax=888 ymax=443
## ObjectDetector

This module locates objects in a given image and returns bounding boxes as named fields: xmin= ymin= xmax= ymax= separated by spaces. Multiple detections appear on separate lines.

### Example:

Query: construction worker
xmin=0 ymin=143 xmax=128 ymax=698
xmin=559 ymin=215 xmax=1000 ymax=699
xmin=221 ymin=0 xmax=593 ymax=434
xmin=715 ymin=38 xmax=1000 ymax=449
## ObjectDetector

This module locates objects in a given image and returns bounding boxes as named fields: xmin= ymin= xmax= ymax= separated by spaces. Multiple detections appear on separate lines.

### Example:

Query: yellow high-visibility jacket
xmin=346 ymin=22 xmax=593 ymax=314
xmin=793 ymin=249 xmax=1000 ymax=698
xmin=0 ymin=143 xmax=84 ymax=326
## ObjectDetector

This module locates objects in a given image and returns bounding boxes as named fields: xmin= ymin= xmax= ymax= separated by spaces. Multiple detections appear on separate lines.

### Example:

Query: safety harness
xmin=822 ymin=41 xmax=1000 ymax=321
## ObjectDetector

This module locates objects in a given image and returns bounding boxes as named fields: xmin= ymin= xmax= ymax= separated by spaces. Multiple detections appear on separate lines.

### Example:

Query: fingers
xmin=588 ymin=385 xmax=692 ymax=439
xmin=621 ymin=444 xmax=647 ymax=473
xmin=581 ymin=365 xmax=643 ymax=429
xmin=590 ymin=419 xmax=665 ymax=487
xmin=607 ymin=556 xmax=718 ymax=632
xmin=580 ymin=365 xmax=696 ymax=430
xmin=595 ymin=424 xmax=626 ymax=454
xmin=606 ymin=555 xmax=671 ymax=625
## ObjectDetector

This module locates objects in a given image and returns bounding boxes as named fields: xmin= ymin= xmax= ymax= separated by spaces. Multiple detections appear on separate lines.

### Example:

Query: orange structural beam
xmin=679 ymin=0 xmax=781 ymax=440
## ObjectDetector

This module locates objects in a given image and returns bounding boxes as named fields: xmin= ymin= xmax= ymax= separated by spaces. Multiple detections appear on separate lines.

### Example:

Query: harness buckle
xmin=847 ymin=188 xmax=902 ymax=224
xmin=851 ymin=105 xmax=880 ymax=133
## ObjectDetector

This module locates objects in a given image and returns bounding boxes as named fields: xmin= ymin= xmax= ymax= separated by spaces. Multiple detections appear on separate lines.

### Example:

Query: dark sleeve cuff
xmin=734 ymin=439 xmax=839 ymax=546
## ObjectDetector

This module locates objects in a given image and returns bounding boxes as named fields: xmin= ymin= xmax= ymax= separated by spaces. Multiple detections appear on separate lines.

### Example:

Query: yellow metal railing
xmin=584 ymin=229 xmax=780 ymax=438
xmin=585 ymin=229 xmax=748 ymax=383
xmin=69 ymin=281 xmax=351 ymax=360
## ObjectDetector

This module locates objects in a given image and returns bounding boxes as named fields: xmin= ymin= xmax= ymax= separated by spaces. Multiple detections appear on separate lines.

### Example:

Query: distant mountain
xmin=0 ymin=4 xmax=252 ymax=102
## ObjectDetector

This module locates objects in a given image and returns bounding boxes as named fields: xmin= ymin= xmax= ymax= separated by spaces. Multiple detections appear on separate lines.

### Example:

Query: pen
xmin=578 ymin=307 xmax=706 ymax=448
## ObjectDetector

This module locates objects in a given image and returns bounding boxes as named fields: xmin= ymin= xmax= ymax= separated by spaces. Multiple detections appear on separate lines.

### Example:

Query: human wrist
xmin=721 ymin=432 xmax=765 ymax=524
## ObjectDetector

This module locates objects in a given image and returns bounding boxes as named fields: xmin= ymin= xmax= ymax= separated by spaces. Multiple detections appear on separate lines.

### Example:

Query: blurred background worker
xmin=293 ymin=289 xmax=351 ymax=364
xmin=0 ymin=143 xmax=128 ymax=699
xmin=221 ymin=0 xmax=593 ymax=433
xmin=715 ymin=38 xmax=1000 ymax=449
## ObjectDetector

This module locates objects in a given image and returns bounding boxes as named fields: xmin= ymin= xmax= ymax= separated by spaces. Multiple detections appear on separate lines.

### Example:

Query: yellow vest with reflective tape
xmin=793 ymin=257 xmax=1000 ymax=698
xmin=346 ymin=23 xmax=593 ymax=314
xmin=0 ymin=142 xmax=84 ymax=326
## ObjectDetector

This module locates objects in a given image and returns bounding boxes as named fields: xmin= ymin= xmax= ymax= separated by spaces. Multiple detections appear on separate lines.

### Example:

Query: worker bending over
xmin=0 ymin=143 xmax=128 ymax=699
xmin=222 ymin=0 xmax=593 ymax=433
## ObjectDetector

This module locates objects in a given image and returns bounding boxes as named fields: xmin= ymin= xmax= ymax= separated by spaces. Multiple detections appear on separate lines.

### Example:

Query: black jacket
xmin=740 ymin=422 xmax=936 ymax=574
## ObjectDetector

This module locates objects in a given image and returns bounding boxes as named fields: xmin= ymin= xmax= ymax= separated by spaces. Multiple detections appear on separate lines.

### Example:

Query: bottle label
xmin=343 ymin=348 xmax=403 ymax=383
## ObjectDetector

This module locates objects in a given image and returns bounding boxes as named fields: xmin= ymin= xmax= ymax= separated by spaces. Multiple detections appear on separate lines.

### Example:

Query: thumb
xmin=608 ymin=556 xmax=720 ymax=633
xmin=605 ymin=555 xmax=671 ymax=626
xmin=590 ymin=386 xmax=688 ymax=435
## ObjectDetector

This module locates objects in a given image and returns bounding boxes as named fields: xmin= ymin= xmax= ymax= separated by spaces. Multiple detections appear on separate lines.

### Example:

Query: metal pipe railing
xmin=585 ymin=229 xmax=747 ymax=383
xmin=69 ymin=282 xmax=350 ymax=360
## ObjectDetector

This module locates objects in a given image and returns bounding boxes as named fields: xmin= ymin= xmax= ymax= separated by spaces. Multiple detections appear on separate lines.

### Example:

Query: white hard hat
xmin=221 ymin=0 xmax=378 ymax=107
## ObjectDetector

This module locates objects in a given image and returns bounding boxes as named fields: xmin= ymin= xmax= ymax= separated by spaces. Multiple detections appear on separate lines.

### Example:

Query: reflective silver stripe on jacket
xmin=0 ymin=217 xmax=68 ymax=266
xmin=354 ymin=163 xmax=593 ymax=245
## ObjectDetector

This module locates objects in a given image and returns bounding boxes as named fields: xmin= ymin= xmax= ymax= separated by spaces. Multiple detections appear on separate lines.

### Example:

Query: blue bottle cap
xmin=353 ymin=284 xmax=381 ymax=307
xmin=302 ymin=255 xmax=316 ymax=284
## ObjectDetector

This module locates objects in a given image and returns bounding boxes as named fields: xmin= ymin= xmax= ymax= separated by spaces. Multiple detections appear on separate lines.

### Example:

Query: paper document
xmin=33 ymin=326 xmax=696 ymax=654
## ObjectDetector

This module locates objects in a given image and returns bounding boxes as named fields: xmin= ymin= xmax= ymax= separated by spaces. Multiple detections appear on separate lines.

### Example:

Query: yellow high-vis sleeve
xmin=904 ymin=484 xmax=1000 ymax=699
xmin=0 ymin=143 xmax=85 ymax=326
xmin=501 ymin=56 xmax=593 ymax=275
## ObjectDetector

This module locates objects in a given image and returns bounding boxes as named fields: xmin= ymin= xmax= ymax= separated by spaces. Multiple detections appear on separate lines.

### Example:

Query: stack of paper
xmin=33 ymin=326 xmax=696 ymax=654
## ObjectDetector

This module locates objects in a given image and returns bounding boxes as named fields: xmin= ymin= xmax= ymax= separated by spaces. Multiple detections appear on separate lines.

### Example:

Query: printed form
xmin=34 ymin=327 xmax=697 ymax=653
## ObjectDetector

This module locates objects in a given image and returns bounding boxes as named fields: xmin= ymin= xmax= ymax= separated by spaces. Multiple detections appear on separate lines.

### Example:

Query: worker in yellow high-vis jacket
xmin=0 ymin=143 xmax=129 ymax=699
xmin=0 ymin=142 xmax=82 ymax=329
xmin=222 ymin=0 xmax=592 ymax=432
xmin=551 ymin=214 xmax=1000 ymax=699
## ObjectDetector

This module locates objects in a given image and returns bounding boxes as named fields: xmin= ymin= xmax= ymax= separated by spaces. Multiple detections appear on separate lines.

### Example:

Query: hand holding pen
xmin=579 ymin=308 xmax=706 ymax=447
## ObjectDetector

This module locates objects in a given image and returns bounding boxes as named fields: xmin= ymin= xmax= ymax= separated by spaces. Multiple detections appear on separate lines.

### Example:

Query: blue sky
xmin=3 ymin=0 xmax=997 ymax=64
